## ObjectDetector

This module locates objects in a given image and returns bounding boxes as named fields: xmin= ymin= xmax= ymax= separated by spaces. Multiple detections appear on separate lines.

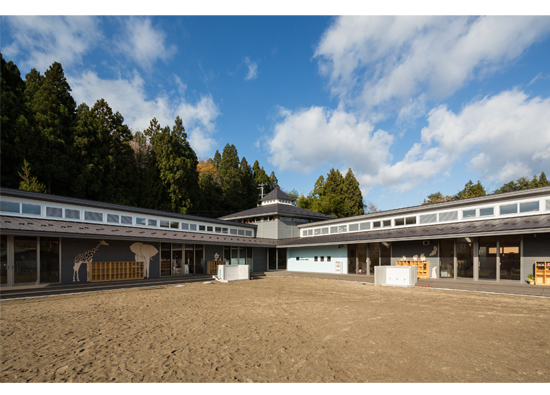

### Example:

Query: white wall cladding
xmin=0 ymin=196 xmax=255 ymax=238
xmin=298 ymin=194 xmax=550 ymax=238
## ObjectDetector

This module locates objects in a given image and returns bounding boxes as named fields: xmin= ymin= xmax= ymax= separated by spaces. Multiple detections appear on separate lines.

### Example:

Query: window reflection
xmin=499 ymin=235 xmax=521 ymax=281
xmin=439 ymin=239 xmax=454 ymax=278
xmin=456 ymin=238 xmax=473 ymax=278
xmin=479 ymin=237 xmax=497 ymax=280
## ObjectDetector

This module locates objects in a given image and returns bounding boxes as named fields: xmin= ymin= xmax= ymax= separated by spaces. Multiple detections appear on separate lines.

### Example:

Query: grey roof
xmin=0 ymin=187 xmax=256 ymax=229
xmin=0 ymin=216 xmax=276 ymax=247
xmin=260 ymin=188 xmax=295 ymax=202
xmin=297 ymin=185 xmax=550 ymax=228
xmin=279 ymin=213 xmax=550 ymax=247
xmin=218 ymin=203 xmax=335 ymax=221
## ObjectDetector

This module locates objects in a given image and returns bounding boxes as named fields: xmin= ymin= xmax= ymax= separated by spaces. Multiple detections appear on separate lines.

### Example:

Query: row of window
xmin=301 ymin=199 xmax=549 ymax=237
xmin=240 ymin=216 xmax=311 ymax=224
xmin=0 ymin=201 xmax=253 ymax=237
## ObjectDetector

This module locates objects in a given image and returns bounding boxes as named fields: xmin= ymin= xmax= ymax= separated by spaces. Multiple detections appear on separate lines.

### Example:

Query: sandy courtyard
xmin=1 ymin=276 xmax=550 ymax=383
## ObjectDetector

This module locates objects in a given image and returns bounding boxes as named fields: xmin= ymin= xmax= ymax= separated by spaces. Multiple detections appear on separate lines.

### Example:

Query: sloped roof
xmin=0 ymin=216 xmax=277 ymax=247
xmin=260 ymin=188 xmax=295 ymax=202
xmin=218 ymin=204 xmax=334 ymax=221
xmin=278 ymin=213 xmax=550 ymax=247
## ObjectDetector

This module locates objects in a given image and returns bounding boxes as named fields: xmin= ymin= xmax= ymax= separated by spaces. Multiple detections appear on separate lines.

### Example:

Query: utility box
xmin=216 ymin=265 xmax=250 ymax=282
xmin=374 ymin=266 xmax=417 ymax=287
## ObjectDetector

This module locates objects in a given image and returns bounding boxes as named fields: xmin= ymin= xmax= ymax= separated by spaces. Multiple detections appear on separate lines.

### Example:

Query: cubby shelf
xmin=396 ymin=260 xmax=430 ymax=279
xmin=534 ymin=261 xmax=550 ymax=286
xmin=88 ymin=261 xmax=144 ymax=282
xmin=207 ymin=260 xmax=225 ymax=275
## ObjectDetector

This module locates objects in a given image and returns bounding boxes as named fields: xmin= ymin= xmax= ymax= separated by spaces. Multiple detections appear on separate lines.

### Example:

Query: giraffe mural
xmin=73 ymin=240 xmax=109 ymax=282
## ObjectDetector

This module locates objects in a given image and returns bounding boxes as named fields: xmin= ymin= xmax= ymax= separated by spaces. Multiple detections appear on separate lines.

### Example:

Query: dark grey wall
xmin=256 ymin=221 xmax=276 ymax=239
xmin=523 ymin=232 xmax=550 ymax=281
xmin=391 ymin=240 xmax=440 ymax=278
xmin=62 ymin=238 xmax=161 ymax=283
xmin=278 ymin=220 xmax=300 ymax=239
xmin=253 ymin=247 xmax=267 ymax=271
xmin=205 ymin=244 xmax=224 ymax=262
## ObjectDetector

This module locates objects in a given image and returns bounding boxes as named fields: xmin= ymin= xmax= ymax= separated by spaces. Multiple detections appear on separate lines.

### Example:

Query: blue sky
xmin=3 ymin=5 xmax=550 ymax=211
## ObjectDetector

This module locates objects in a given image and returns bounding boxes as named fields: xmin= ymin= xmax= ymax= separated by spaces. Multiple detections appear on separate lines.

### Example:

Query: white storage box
xmin=374 ymin=266 xmax=417 ymax=287
xmin=216 ymin=265 xmax=250 ymax=282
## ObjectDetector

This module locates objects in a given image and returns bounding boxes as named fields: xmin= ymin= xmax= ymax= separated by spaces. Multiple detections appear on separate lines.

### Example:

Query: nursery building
xmin=1 ymin=185 xmax=549 ymax=287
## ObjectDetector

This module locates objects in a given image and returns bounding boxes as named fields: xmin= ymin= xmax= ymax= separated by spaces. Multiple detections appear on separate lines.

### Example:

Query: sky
xmin=2 ymin=3 xmax=550 ymax=211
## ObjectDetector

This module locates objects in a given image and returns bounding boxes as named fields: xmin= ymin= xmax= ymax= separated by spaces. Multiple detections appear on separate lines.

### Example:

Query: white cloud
xmin=69 ymin=71 xmax=220 ymax=156
xmin=244 ymin=56 xmax=258 ymax=80
xmin=314 ymin=16 xmax=550 ymax=119
xmin=268 ymin=90 xmax=550 ymax=194
xmin=380 ymin=90 xmax=550 ymax=189
xmin=116 ymin=17 xmax=177 ymax=68
xmin=267 ymin=106 xmax=394 ymax=183
xmin=2 ymin=16 xmax=101 ymax=71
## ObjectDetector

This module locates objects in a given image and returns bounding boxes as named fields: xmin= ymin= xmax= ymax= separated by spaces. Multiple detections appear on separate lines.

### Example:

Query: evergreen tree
xmin=285 ymin=189 xmax=300 ymax=206
xmin=296 ymin=193 xmax=314 ymax=210
xmin=24 ymin=62 xmax=77 ymax=194
xmin=252 ymin=160 xmax=270 ymax=202
xmin=297 ymin=169 xmax=359 ymax=218
xmin=495 ymin=171 xmax=549 ymax=193
xmin=212 ymin=150 xmax=222 ymax=169
xmin=494 ymin=180 xmax=518 ymax=194
xmin=538 ymin=172 xmax=549 ymax=187
xmin=239 ymin=157 xmax=258 ymax=210
xmin=343 ymin=168 xmax=364 ymax=217
xmin=217 ymin=143 xmax=243 ymax=214
xmin=268 ymin=171 xmax=279 ymax=191
xmin=455 ymin=180 xmax=486 ymax=199
xmin=18 ymin=160 xmax=46 ymax=193
xmin=77 ymin=99 xmax=139 ymax=206
xmin=195 ymin=171 xmax=223 ymax=218
xmin=145 ymin=117 xmax=199 ymax=214
xmin=0 ymin=53 xmax=31 ymax=189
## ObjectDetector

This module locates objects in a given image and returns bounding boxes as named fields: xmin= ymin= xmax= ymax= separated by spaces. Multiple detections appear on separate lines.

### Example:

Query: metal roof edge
xmin=275 ymin=228 xmax=550 ymax=248
xmin=0 ymin=187 xmax=257 ymax=229
xmin=296 ymin=186 xmax=550 ymax=227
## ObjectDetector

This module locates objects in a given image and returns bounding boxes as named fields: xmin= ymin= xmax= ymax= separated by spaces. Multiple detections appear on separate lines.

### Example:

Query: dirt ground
xmin=1 ymin=276 xmax=550 ymax=383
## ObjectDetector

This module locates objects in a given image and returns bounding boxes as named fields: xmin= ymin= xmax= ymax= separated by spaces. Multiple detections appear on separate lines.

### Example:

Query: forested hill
xmin=0 ymin=53 xmax=278 ymax=218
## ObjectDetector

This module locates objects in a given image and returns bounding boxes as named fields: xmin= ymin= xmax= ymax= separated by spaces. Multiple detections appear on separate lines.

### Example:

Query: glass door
xmin=268 ymin=248 xmax=277 ymax=270
xmin=172 ymin=244 xmax=183 ymax=275
xmin=479 ymin=237 xmax=497 ymax=280
xmin=457 ymin=238 xmax=473 ymax=278
xmin=439 ymin=239 xmax=454 ymax=278
xmin=231 ymin=247 xmax=239 ymax=265
xmin=39 ymin=237 xmax=60 ymax=283
xmin=381 ymin=242 xmax=391 ymax=266
xmin=358 ymin=244 xmax=367 ymax=274
xmin=1 ymin=235 xmax=7 ymax=285
xmin=14 ymin=236 xmax=38 ymax=284
xmin=348 ymin=245 xmax=357 ymax=274
xmin=195 ymin=245 xmax=204 ymax=274
xmin=500 ymin=235 xmax=521 ymax=281
xmin=369 ymin=244 xmax=380 ymax=274
xmin=277 ymin=248 xmax=287 ymax=270
xmin=239 ymin=247 xmax=246 ymax=265
xmin=185 ymin=245 xmax=194 ymax=275
xmin=160 ymin=243 xmax=171 ymax=276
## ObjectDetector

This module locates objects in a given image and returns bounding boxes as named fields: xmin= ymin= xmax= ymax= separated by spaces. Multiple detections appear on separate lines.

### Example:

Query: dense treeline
xmin=423 ymin=172 xmax=549 ymax=205
xmin=296 ymin=168 xmax=366 ymax=218
xmin=0 ymin=54 xmax=278 ymax=217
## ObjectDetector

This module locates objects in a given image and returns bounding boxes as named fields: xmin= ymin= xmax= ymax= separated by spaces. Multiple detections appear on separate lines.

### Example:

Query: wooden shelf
xmin=534 ymin=261 xmax=550 ymax=286
xmin=88 ymin=261 xmax=144 ymax=282
xmin=207 ymin=260 xmax=225 ymax=275
xmin=396 ymin=260 xmax=430 ymax=279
